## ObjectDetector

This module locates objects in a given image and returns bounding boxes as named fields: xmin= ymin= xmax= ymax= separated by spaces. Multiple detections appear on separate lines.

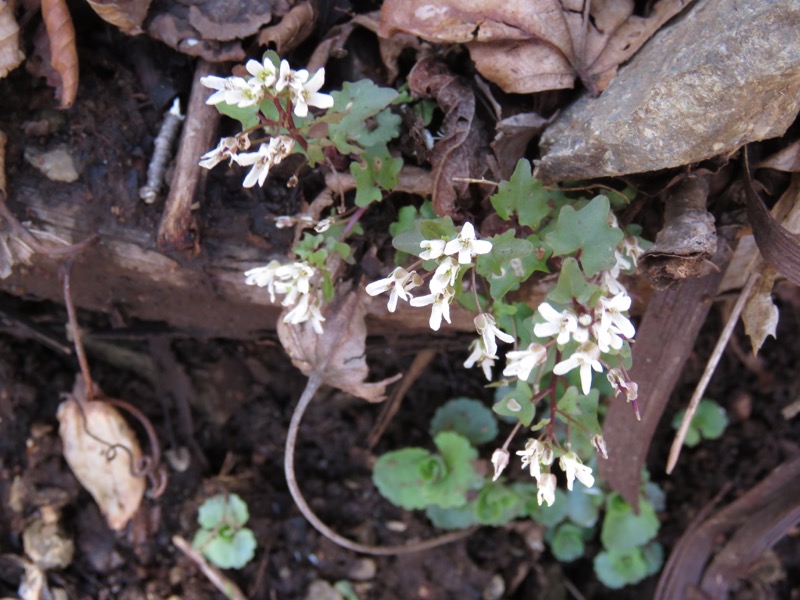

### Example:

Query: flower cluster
xmin=199 ymin=57 xmax=335 ymax=188
xmin=244 ymin=260 xmax=325 ymax=333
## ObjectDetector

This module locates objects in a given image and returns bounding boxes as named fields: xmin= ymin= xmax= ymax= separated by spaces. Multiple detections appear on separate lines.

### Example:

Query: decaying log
xmin=0 ymin=184 xmax=477 ymax=338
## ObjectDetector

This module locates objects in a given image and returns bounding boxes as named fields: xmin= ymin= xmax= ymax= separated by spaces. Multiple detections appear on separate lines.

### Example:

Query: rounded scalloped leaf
xmin=198 ymin=493 xmax=250 ymax=530
xmin=564 ymin=485 xmax=602 ymax=528
xmin=474 ymin=482 xmax=522 ymax=526
xmin=593 ymin=547 xmax=649 ymax=589
xmin=428 ymin=432 xmax=484 ymax=508
xmin=373 ymin=447 xmax=442 ymax=510
xmin=430 ymin=398 xmax=498 ymax=445
xmin=550 ymin=522 xmax=587 ymax=563
xmin=426 ymin=503 xmax=479 ymax=530
xmin=202 ymin=528 xmax=257 ymax=570
xmin=601 ymin=495 xmax=659 ymax=551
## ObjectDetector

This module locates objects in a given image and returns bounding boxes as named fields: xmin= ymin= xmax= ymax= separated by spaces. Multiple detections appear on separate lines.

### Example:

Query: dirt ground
xmin=0 ymin=7 xmax=799 ymax=600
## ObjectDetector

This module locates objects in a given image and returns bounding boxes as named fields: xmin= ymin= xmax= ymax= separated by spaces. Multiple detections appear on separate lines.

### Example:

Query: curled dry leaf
xmin=57 ymin=379 xmax=145 ymax=530
xmin=0 ymin=0 xmax=24 ymax=78
xmin=41 ymin=0 xmax=78 ymax=108
xmin=84 ymin=0 xmax=152 ymax=35
xmin=257 ymin=1 xmax=316 ymax=55
xmin=408 ymin=57 xmax=488 ymax=218
xmin=742 ymin=268 xmax=779 ymax=354
xmin=277 ymin=292 xmax=401 ymax=403
xmin=380 ymin=0 xmax=696 ymax=94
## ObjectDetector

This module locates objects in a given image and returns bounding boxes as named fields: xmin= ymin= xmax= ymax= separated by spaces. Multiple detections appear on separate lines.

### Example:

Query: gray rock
xmin=536 ymin=0 xmax=800 ymax=182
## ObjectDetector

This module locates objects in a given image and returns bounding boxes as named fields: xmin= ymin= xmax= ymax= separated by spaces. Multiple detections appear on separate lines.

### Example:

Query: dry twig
xmin=173 ymin=535 xmax=247 ymax=600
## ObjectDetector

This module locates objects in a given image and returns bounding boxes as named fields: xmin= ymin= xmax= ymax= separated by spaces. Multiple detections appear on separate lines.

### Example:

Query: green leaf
xmin=373 ymin=447 xmax=441 ymax=510
xmin=350 ymin=143 xmax=403 ymax=207
xmin=594 ymin=547 xmax=649 ymax=589
xmin=493 ymin=381 xmax=535 ymax=427
xmin=556 ymin=387 xmax=602 ymax=439
xmin=426 ymin=503 xmax=479 ymax=530
xmin=358 ymin=109 xmax=402 ymax=148
xmin=475 ymin=483 xmax=523 ymax=526
xmin=428 ymin=432 xmax=484 ymax=508
xmin=327 ymin=81 xmax=399 ymax=154
xmin=545 ymin=196 xmax=624 ymax=276
xmin=430 ymin=398 xmax=498 ymax=445
xmin=642 ymin=542 xmax=664 ymax=577
xmin=516 ymin=483 xmax=568 ymax=526
xmin=672 ymin=399 xmax=728 ymax=445
xmin=564 ymin=485 xmax=602 ymax=528
xmin=198 ymin=494 xmax=249 ymax=529
xmin=601 ymin=495 xmax=659 ymax=551
xmin=202 ymin=528 xmax=257 ymax=570
xmin=475 ymin=232 xmax=546 ymax=300
xmin=490 ymin=160 xmax=560 ymax=228
xmin=215 ymin=102 xmax=261 ymax=131
xmin=550 ymin=522 xmax=586 ymax=562
xmin=548 ymin=258 xmax=599 ymax=306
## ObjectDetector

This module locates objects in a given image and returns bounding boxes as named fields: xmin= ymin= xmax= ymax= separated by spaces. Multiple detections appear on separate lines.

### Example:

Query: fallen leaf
xmin=491 ymin=112 xmax=550 ymax=180
xmin=146 ymin=10 xmax=245 ymax=62
xmin=188 ymin=0 xmax=286 ymax=42
xmin=408 ymin=57 xmax=488 ymax=218
xmin=380 ymin=0 xmax=696 ymax=94
xmin=57 ymin=378 xmax=146 ymax=531
xmin=277 ymin=291 xmax=401 ymax=402
xmin=742 ymin=268 xmax=779 ymax=354
xmin=0 ymin=1 xmax=24 ymax=78
xmin=41 ymin=0 xmax=78 ymax=108
xmin=757 ymin=141 xmax=800 ymax=173
xmin=257 ymin=2 xmax=316 ymax=55
xmin=84 ymin=0 xmax=152 ymax=35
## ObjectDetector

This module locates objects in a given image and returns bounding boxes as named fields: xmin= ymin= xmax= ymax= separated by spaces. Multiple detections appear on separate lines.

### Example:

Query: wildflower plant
xmin=192 ymin=493 xmax=257 ymax=570
xmin=200 ymin=52 xmax=404 ymax=333
xmin=367 ymin=159 xmax=649 ymax=512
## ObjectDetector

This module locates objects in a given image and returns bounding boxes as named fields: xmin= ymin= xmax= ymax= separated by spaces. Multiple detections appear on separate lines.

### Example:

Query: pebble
xmin=24 ymin=146 xmax=80 ymax=182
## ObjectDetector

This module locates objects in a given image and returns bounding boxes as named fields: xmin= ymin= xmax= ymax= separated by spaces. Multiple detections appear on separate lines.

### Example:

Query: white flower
xmin=199 ymin=134 xmax=251 ymax=170
xmin=474 ymin=313 xmax=514 ymax=357
xmin=234 ymin=135 xmax=295 ymax=188
xmin=201 ymin=75 xmax=261 ymax=108
xmin=365 ymin=267 xmax=422 ymax=312
xmin=429 ymin=256 xmax=460 ymax=295
xmin=516 ymin=438 xmax=552 ymax=482
xmin=534 ymin=303 xmax=579 ymax=345
xmin=552 ymin=342 xmax=603 ymax=395
xmin=606 ymin=368 xmax=639 ymax=403
xmin=443 ymin=222 xmax=492 ymax=264
xmin=559 ymin=451 xmax=595 ymax=490
xmin=503 ymin=343 xmax=548 ymax=381
xmin=276 ymin=61 xmax=334 ymax=117
xmin=273 ymin=261 xmax=315 ymax=307
xmin=410 ymin=288 xmax=453 ymax=331
xmin=537 ymin=473 xmax=557 ymax=507
xmin=491 ymin=448 xmax=509 ymax=482
xmin=283 ymin=291 xmax=325 ymax=334
xmin=244 ymin=260 xmax=282 ymax=302
xmin=464 ymin=339 xmax=497 ymax=381
xmin=420 ymin=238 xmax=446 ymax=260
xmin=245 ymin=58 xmax=277 ymax=88
xmin=598 ymin=293 xmax=635 ymax=339
xmin=600 ymin=270 xmax=628 ymax=296
xmin=592 ymin=435 xmax=608 ymax=459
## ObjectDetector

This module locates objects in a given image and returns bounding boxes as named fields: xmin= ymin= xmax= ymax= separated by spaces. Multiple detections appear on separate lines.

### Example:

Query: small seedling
xmin=672 ymin=398 xmax=728 ymax=447
xmin=192 ymin=493 xmax=257 ymax=570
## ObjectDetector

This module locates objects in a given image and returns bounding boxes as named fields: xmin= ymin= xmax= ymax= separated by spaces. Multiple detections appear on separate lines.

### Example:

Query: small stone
xmin=23 ymin=518 xmax=74 ymax=570
xmin=482 ymin=575 xmax=506 ymax=600
xmin=537 ymin=0 xmax=800 ymax=182
xmin=347 ymin=558 xmax=376 ymax=581
xmin=304 ymin=580 xmax=342 ymax=600
xmin=24 ymin=146 xmax=80 ymax=182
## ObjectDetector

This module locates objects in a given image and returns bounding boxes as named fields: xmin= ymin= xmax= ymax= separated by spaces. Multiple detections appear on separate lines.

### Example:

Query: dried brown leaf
xmin=146 ymin=10 xmax=245 ymax=62
xmin=380 ymin=0 xmax=695 ymax=94
xmin=408 ymin=57 xmax=488 ymax=218
xmin=84 ymin=0 xmax=151 ymax=35
xmin=757 ymin=141 xmax=800 ymax=173
xmin=57 ymin=379 xmax=145 ymax=530
xmin=257 ymin=2 xmax=316 ymax=55
xmin=188 ymin=0 xmax=283 ymax=42
xmin=742 ymin=268 xmax=779 ymax=354
xmin=0 ymin=1 xmax=24 ymax=78
xmin=277 ymin=292 xmax=401 ymax=403
xmin=41 ymin=0 xmax=78 ymax=108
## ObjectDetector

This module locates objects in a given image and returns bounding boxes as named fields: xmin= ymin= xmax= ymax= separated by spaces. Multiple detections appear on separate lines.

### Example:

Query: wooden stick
xmin=157 ymin=60 xmax=220 ymax=254
xmin=172 ymin=535 xmax=247 ymax=600
xmin=666 ymin=271 xmax=759 ymax=473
